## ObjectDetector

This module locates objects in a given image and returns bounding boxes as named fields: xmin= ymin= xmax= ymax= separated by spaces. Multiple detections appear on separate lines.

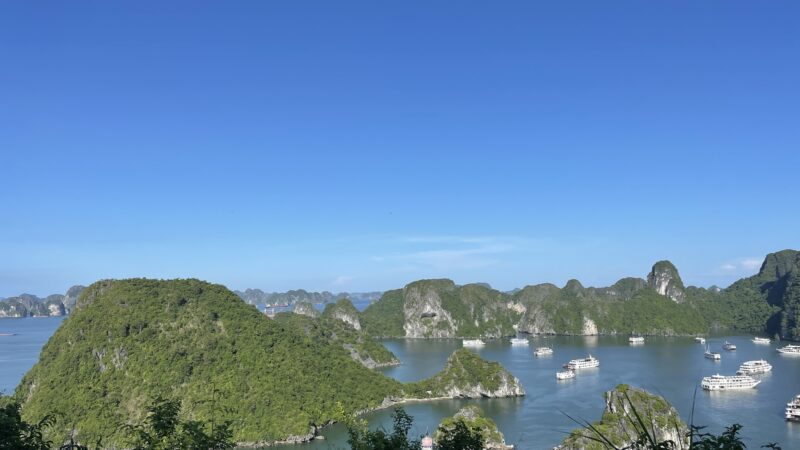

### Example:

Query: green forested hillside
xmin=361 ymin=273 xmax=708 ymax=338
xmin=687 ymin=249 xmax=800 ymax=339
xmin=274 ymin=311 xmax=399 ymax=368
xmin=360 ymin=289 xmax=406 ymax=337
xmin=15 ymin=279 xmax=403 ymax=445
xmin=15 ymin=279 xmax=525 ymax=447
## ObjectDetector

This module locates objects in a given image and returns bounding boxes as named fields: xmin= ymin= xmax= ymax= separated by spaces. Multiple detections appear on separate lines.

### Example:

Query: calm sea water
xmin=3 ymin=318 xmax=799 ymax=449
xmin=275 ymin=335 xmax=800 ymax=450
xmin=0 ymin=316 xmax=64 ymax=395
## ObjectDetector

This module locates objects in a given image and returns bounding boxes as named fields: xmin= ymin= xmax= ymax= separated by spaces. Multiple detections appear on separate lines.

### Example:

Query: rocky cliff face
xmin=515 ymin=304 xmax=557 ymax=334
xmin=647 ymin=261 xmax=686 ymax=303
xmin=292 ymin=301 xmax=320 ymax=318
xmin=722 ymin=249 xmax=800 ymax=340
xmin=323 ymin=298 xmax=362 ymax=330
xmin=62 ymin=285 xmax=86 ymax=314
xmin=402 ymin=279 xmax=459 ymax=338
xmin=398 ymin=280 xmax=521 ymax=338
xmin=435 ymin=405 xmax=512 ymax=450
xmin=556 ymin=385 xmax=688 ymax=450
xmin=409 ymin=349 xmax=525 ymax=399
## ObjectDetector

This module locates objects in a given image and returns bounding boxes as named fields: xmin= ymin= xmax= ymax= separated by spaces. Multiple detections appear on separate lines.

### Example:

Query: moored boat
xmin=722 ymin=341 xmax=737 ymax=351
xmin=695 ymin=336 xmax=706 ymax=344
xmin=462 ymin=339 xmax=486 ymax=347
xmin=534 ymin=346 xmax=553 ymax=357
xmin=629 ymin=336 xmax=644 ymax=344
xmin=786 ymin=395 xmax=800 ymax=421
xmin=705 ymin=346 xmax=721 ymax=361
xmin=752 ymin=337 xmax=771 ymax=344
xmin=565 ymin=355 xmax=599 ymax=370
xmin=737 ymin=360 xmax=772 ymax=375
xmin=701 ymin=374 xmax=760 ymax=391
xmin=777 ymin=344 xmax=800 ymax=355
xmin=556 ymin=369 xmax=575 ymax=380
xmin=510 ymin=337 xmax=529 ymax=346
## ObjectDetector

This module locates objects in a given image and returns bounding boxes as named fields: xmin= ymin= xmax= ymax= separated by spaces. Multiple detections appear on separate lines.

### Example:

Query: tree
xmin=434 ymin=419 xmax=484 ymax=450
xmin=0 ymin=401 xmax=53 ymax=450
xmin=346 ymin=408 xmax=422 ymax=450
xmin=126 ymin=396 xmax=234 ymax=450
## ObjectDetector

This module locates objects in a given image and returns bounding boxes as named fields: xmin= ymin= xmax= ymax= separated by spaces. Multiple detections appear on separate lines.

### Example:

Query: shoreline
xmin=235 ymin=392 xmax=525 ymax=448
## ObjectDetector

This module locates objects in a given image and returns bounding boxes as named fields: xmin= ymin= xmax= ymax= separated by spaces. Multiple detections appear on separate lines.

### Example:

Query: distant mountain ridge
xmin=358 ymin=249 xmax=800 ymax=340
xmin=0 ymin=286 xmax=85 ymax=318
xmin=233 ymin=288 xmax=382 ymax=306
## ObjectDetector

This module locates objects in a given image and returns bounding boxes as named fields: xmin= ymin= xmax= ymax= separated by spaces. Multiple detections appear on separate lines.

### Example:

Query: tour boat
xmin=786 ymin=395 xmax=800 ymax=422
xmin=701 ymin=374 xmax=760 ymax=391
xmin=565 ymin=355 xmax=599 ymax=370
xmin=704 ymin=346 xmax=721 ymax=361
xmin=556 ymin=370 xmax=575 ymax=380
xmin=695 ymin=337 xmax=706 ymax=344
xmin=533 ymin=346 xmax=553 ymax=356
xmin=736 ymin=360 xmax=772 ymax=375
xmin=752 ymin=337 xmax=771 ymax=344
xmin=722 ymin=341 xmax=737 ymax=351
xmin=629 ymin=336 xmax=645 ymax=344
xmin=0 ymin=333 xmax=16 ymax=336
xmin=777 ymin=344 xmax=800 ymax=355
xmin=462 ymin=339 xmax=486 ymax=347
xmin=510 ymin=337 xmax=529 ymax=346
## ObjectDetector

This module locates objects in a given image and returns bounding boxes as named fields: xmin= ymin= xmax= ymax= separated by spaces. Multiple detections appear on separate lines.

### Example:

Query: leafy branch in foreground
xmin=125 ymin=396 xmax=234 ymax=450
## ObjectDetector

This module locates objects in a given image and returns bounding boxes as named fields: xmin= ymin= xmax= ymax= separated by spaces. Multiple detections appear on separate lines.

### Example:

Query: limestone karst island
xmin=3 ymin=2 xmax=799 ymax=449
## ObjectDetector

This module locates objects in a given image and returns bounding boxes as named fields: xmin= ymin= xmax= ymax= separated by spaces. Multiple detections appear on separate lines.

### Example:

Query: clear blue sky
xmin=2 ymin=1 xmax=799 ymax=297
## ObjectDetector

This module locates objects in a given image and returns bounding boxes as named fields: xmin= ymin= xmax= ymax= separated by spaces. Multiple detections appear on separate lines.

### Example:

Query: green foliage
xmin=435 ymin=406 xmax=499 ymax=450
xmin=360 ymin=289 xmax=405 ymax=338
xmin=346 ymin=408 xmax=422 ymax=450
xmin=596 ymin=289 xmax=708 ymax=335
xmin=563 ymin=385 xmax=782 ymax=450
xmin=274 ymin=311 xmax=399 ymax=367
xmin=687 ymin=250 xmax=799 ymax=338
xmin=126 ymin=396 xmax=234 ymax=450
xmin=406 ymin=349 xmax=518 ymax=398
xmin=435 ymin=419 xmax=484 ymax=450
xmin=562 ymin=384 xmax=687 ymax=450
xmin=361 ymin=281 xmax=522 ymax=338
xmin=16 ymin=279 xmax=403 ymax=446
xmin=690 ymin=424 xmax=781 ymax=450
xmin=0 ymin=399 xmax=54 ymax=450
xmin=365 ymin=277 xmax=710 ymax=338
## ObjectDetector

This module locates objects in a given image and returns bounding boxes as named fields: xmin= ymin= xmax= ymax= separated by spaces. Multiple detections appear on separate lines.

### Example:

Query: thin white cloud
xmin=374 ymin=236 xmax=519 ymax=271
xmin=331 ymin=275 xmax=354 ymax=286
xmin=718 ymin=257 xmax=762 ymax=274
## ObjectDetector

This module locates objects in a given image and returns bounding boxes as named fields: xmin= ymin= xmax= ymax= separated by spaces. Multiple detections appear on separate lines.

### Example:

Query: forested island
xmin=358 ymin=250 xmax=800 ymax=340
xmin=4 ymin=249 xmax=798 ymax=448
xmin=12 ymin=279 xmax=523 ymax=447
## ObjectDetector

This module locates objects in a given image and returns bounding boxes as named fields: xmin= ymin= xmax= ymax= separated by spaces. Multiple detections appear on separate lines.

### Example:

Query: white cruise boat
xmin=722 ymin=341 xmax=737 ymax=351
xmin=462 ymin=339 xmax=486 ymax=347
xmin=629 ymin=336 xmax=645 ymax=344
xmin=534 ymin=346 xmax=553 ymax=356
xmin=777 ymin=344 xmax=800 ymax=355
xmin=556 ymin=369 xmax=575 ymax=380
xmin=565 ymin=355 xmax=599 ymax=370
xmin=786 ymin=395 xmax=800 ymax=421
xmin=752 ymin=337 xmax=771 ymax=344
xmin=704 ymin=346 xmax=721 ymax=360
xmin=695 ymin=337 xmax=706 ymax=344
xmin=701 ymin=374 xmax=760 ymax=391
xmin=737 ymin=360 xmax=772 ymax=375
xmin=510 ymin=337 xmax=529 ymax=346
